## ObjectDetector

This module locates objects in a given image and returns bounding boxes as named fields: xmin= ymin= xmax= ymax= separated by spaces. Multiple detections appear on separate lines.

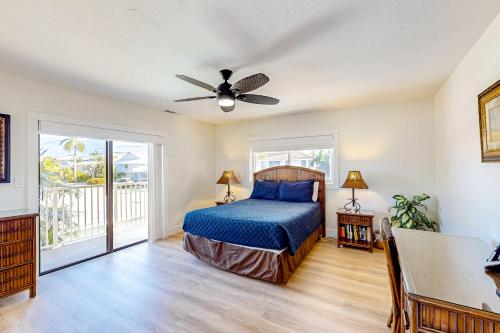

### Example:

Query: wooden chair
xmin=381 ymin=217 xmax=402 ymax=333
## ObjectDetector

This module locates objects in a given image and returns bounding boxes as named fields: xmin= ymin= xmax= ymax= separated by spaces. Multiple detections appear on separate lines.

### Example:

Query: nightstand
xmin=215 ymin=201 xmax=228 ymax=206
xmin=336 ymin=209 xmax=374 ymax=252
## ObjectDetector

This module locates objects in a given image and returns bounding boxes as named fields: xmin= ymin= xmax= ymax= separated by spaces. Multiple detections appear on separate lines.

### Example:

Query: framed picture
xmin=0 ymin=113 xmax=10 ymax=182
xmin=479 ymin=80 xmax=500 ymax=162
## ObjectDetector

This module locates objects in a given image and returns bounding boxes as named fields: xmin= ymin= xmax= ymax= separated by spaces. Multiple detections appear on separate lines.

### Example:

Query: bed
xmin=183 ymin=166 xmax=326 ymax=284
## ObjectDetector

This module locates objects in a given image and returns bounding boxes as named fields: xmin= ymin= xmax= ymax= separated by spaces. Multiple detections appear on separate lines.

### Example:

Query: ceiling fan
xmin=174 ymin=69 xmax=279 ymax=112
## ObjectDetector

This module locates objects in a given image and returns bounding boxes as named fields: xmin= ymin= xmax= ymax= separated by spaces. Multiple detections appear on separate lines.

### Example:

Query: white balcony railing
xmin=40 ymin=182 xmax=148 ymax=249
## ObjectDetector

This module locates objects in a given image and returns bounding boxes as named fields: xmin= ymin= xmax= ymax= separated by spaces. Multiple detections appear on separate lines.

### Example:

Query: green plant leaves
xmin=392 ymin=194 xmax=406 ymax=201
xmin=414 ymin=194 xmax=430 ymax=202
xmin=389 ymin=193 xmax=437 ymax=231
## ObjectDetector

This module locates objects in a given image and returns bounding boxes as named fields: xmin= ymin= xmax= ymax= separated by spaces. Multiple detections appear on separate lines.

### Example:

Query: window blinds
xmin=38 ymin=120 xmax=165 ymax=144
xmin=249 ymin=135 xmax=334 ymax=153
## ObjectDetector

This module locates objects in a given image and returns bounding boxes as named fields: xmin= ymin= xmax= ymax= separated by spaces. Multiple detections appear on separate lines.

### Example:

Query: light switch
xmin=14 ymin=176 xmax=24 ymax=188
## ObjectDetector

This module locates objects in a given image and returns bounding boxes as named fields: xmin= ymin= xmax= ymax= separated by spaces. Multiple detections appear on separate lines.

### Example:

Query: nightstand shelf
xmin=336 ymin=209 xmax=374 ymax=252
xmin=337 ymin=237 xmax=371 ymax=249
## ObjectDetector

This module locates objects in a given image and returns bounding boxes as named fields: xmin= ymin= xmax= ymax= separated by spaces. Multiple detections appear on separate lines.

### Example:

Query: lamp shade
xmin=341 ymin=170 xmax=368 ymax=189
xmin=216 ymin=170 xmax=240 ymax=185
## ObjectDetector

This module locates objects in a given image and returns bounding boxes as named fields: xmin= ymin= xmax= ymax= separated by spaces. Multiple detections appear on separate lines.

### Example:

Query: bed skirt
xmin=183 ymin=226 xmax=322 ymax=284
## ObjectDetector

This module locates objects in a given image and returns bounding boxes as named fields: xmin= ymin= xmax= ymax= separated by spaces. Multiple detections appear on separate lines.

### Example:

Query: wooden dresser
xmin=0 ymin=210 xmax=38 ymax=299
xmin=394 ymin=228 xmax=500 ymax=332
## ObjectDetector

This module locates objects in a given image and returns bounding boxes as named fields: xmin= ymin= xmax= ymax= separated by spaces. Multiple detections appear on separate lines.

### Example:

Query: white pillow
xmin=312 ymin=181 xmax=319 ymax=202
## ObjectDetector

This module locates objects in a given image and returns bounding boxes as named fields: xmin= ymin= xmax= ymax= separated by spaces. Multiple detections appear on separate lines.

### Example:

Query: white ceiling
xmin=1 ymin=1 xmax=499 ymax=124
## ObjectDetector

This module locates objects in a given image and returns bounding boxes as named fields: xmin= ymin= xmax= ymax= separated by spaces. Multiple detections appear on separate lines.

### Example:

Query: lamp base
xmin=224 ymin=191 xmax=235 ymax=203
xmin=223 ymin=183 xmax=236 ymax=203
xmin=343 ymin=198 xmax=361 ymax=214
xmin=344 ymin=188 xmax=361 ymax=213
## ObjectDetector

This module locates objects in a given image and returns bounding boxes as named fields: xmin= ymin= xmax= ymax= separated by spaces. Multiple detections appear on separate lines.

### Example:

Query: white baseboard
xmin=166 ymin=224 xmax=182 ymax=237
xmin=325 ymin=227 xmax=337 ymax=238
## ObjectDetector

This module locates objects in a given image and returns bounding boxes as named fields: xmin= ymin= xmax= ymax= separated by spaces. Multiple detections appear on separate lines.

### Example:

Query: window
xmin=249 ymin=134 xmax=337 ymax=185
xmin=254 ymin=151 xmax=288 ymax=171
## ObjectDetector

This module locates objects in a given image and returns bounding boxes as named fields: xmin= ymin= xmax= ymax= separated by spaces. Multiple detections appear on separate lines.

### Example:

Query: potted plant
xmin=388 ymin=194 xmax=438 ymax=231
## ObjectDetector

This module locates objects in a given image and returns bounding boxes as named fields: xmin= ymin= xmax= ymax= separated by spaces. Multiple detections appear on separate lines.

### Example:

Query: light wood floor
xmin=0 ymin=234 xmax=391 ymax=333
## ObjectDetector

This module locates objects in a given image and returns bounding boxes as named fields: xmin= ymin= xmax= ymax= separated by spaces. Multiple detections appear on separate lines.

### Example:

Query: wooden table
xmin=393 ymin=228 xmax=500 ymax=332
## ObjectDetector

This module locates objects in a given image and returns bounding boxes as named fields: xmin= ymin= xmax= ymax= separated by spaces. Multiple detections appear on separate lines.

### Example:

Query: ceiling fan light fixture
xmin=217 ymin=95 xmax=235 ymax=107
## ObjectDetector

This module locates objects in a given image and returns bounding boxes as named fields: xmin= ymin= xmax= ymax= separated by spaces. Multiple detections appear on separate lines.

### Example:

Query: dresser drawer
xmin=338 ymin=215 xmax=349 ymax=224
xmin=0 ymin=240 xmax=33 ymax=270
xmin=0 ymin=263 xmax=33 ymax=294
xmin=0 ymin=218 xmax=34 ymax=243
xmin=356 ymin=216 xmax=373 ymax=226
xmin=340 ymin=215 xmax=372 ymax=226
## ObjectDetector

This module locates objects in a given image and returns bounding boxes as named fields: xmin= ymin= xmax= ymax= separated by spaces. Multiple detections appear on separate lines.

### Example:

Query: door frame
xmin=27 ymin=113 xmax=168 ymax=277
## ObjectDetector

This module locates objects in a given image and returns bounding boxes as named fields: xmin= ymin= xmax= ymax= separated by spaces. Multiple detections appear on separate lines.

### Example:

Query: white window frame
xmin=247 ymin=130 xmax=340 ymax=189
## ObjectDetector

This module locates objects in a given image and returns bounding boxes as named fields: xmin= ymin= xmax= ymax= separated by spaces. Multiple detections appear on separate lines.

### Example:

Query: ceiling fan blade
xmin=174 ymin=96 xmax=215 ymax=102
xmin=220 ymin=104 xmax=235 ymax=112
xmin=232 ymin=73 xmax=269 ymax=93
xmin=237 ymin=94 xmax=279 ymax=105
xmin=175 ymin=74 xmax=217 ymax=92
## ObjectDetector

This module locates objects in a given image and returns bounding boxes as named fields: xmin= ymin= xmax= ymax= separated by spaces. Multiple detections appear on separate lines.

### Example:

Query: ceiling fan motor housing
xmin=217 ymin=81 xmax=235 ymax=108
xmin=217 ymin=81 xmax=233 ymax=94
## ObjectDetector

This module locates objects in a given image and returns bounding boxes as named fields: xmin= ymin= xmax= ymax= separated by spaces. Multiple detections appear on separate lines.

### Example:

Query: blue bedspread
xmin=183 ymin=199 xmax=322 ymax=255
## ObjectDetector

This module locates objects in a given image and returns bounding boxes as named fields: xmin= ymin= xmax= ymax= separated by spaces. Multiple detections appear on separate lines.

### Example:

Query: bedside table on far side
xmin=215 ymin=201 xmax=228 ymax=206
xmin=336 ymin=209 xmax=374 ymax=252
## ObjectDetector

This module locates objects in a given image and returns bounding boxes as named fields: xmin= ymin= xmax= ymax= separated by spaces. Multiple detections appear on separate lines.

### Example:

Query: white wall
xmin=433 ymin=13 xmax=500 ymax=246
xmin=2 ymin=9 xmax=497 ymax=245
xmin=0 ymin=71 xmax=215 ymax=236
xmin=215 ymin=99 xmax=435 ymax=236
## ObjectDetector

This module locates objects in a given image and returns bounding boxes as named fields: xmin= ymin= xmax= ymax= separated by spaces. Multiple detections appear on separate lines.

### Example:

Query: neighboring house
xmin=58 ymin=156 xmax=97 ymax=171
xmin=114 ymin=152 xmax=148 ymax=181
xmin=256 ymin=151 xmax=314 ymax=169
xmin=57 ymin=156 xmax=77 ymax=169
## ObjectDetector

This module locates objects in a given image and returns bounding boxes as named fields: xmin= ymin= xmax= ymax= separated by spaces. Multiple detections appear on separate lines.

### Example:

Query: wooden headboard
xmin=253 ymin=166 xmax=326 ymax=237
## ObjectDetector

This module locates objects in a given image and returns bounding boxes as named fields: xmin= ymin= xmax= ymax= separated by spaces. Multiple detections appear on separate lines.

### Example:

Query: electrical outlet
xmin=14 ymin=176 xmax=24 ymax=188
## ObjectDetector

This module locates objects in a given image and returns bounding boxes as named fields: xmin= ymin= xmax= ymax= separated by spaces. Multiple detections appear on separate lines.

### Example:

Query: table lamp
xmin=341 ymin=170 xmax=368 ymax=213
xmin=216 ymin=170 xmax=240 ymax=203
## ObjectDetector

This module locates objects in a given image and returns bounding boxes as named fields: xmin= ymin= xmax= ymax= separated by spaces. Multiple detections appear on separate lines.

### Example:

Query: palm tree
xmin=60 ymin=137 xmax=85 ymax=182
xmin=312 ymin=150 xmax=327 ymax=169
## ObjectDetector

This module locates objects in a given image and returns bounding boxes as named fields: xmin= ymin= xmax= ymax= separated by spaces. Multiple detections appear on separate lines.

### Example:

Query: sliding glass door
xmin=112 ymin=140 xmax=149 ymax=249
xmin=39 ymin=134 xmax=108 ymax=272
xmin=39 ymin=135 xmax=149 ymax=274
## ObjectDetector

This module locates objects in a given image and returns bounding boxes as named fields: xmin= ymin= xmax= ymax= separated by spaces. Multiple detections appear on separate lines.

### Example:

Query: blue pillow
xmin=250 ymin=180 xmax=279 ymax=200
xmin=278 ymin=180 xmax=315 ymax=202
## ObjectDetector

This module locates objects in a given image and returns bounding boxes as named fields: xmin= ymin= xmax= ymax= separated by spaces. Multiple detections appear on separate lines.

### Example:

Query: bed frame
xmin=183 ymin=166 xmax=326 ymax=284
xmin=253 ymin=166 xmax=326 ymax=236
